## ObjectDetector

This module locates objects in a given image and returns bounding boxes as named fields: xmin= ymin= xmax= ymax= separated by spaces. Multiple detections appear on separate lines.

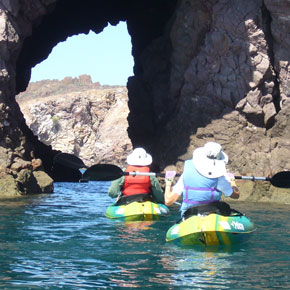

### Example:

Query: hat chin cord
xmin=207 ymin=160 xmax=215 ymax=176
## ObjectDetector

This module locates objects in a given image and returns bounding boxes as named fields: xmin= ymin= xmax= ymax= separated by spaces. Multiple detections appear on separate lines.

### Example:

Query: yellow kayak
xmin=166 ymin=202 xmax=256 ymax=246
xmin=105 ymin=194 xmax=169 ymax=221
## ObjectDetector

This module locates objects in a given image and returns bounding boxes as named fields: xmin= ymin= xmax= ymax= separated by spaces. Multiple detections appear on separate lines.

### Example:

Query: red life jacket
xmin=122 ymin=165 xmax=151 ymax=196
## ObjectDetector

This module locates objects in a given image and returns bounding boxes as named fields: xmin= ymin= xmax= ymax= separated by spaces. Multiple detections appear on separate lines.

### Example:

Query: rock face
xmin=17 ymin=76 xmax=132 ymax=167
xmin=155 ymin=1 xmax=290 ymax=181
xmin=0 ymin=0 xmax=289 ymax=201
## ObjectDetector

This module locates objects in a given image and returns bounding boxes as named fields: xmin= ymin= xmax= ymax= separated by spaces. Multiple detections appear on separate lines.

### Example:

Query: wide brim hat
xmin=126 ymin=148 xmax=152 ymax=166
xmin=192 ymin=142 xmax=228 ymax=178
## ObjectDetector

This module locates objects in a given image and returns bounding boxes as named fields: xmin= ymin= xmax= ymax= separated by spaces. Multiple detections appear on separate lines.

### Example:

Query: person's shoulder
xmin=113 ymin=176 xmax=125 ymax=183
xmin=217 ymin=175 xmax=231 ymax=187
xmin=150 ymin=175 xmax=159 ymax=182
xmin=218 ymin=175 xmax=229 ymax=181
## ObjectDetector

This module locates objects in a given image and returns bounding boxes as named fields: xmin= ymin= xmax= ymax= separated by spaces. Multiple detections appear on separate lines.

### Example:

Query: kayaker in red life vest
xmin=164 ymin=142 xmax=240 ymax=216
xmin=108 ymin=148 xmax=164 ymax=204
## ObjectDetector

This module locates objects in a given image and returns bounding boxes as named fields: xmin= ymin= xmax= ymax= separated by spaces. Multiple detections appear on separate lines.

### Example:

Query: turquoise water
xmin=0 ymin=181 xmax=290 ymax=289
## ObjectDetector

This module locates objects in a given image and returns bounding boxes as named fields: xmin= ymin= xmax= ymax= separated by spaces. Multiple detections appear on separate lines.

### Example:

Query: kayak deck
xmin=166 ymin=212 xmax=256 ymax=246
xmin=105 ymin=201 xmax=170 ymax=221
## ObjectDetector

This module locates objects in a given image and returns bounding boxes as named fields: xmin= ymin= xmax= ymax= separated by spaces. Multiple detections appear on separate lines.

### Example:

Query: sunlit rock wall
xmin=17 ymin=81 xmax=132 ymax=167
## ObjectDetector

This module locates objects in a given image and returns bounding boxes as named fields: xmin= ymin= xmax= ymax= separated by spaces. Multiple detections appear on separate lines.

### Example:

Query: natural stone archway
xmin=0 ymin=0 xmax=290 ymax=200
xmin=1 ymin=0 xmax=178 ymax=195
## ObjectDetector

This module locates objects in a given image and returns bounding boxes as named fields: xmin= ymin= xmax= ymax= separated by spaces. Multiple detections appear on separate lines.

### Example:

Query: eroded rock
xmin=0 ymin=0 xmax=289 ymax=201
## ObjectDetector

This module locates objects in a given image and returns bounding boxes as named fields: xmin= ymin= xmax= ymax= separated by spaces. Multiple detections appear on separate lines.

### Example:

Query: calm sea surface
xmin=0 ymin=181 xmax=289 ymax=289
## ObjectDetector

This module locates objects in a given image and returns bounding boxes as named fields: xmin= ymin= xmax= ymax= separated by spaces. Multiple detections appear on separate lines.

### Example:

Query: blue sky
xmin=30 ymin=21 xmax=134 ymax=86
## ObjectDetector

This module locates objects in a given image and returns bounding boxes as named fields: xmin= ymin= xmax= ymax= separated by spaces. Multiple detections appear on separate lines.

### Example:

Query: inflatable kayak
xmin=166 ymin=202 xmax=255 ymax=246
xmin=105 ymin=194 xmax=170 ymax=221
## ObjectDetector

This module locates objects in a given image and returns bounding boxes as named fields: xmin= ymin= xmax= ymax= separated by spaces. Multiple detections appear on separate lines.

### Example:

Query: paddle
xmin=53 ymin=153 xmax=89 ymax=182
xmin=54 ymin=153 xmax=290 ymax=188
xmin=83 ymin=164 xmax=290 ymax=188
xmin=82 ymin=164 xmax=182 ymax=181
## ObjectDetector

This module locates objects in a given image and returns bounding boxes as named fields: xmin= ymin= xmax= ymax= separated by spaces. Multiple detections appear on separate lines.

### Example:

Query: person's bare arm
xmin=164 ymin=180 xmax=180 ymax=206
xmin=228 ymin=173 xmax=240 ymax=199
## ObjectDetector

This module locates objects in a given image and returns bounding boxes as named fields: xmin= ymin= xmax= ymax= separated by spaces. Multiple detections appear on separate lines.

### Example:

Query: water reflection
xmin=116 ymin=221 xmax=154 ymax=242
xmin=0 ymin=203 xmax=29 ymax=287
xmin=109 ymin=266 xmax=141 ymax=288
xmin=158 ymin=246 xmax=246 ymax=289
xmin=107 ymin=219 xmax=167 ymax=288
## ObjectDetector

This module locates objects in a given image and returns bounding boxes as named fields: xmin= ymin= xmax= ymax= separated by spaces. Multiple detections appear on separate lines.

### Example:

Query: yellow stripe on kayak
xmin=105 ymin=201 xmax=169 ymax=220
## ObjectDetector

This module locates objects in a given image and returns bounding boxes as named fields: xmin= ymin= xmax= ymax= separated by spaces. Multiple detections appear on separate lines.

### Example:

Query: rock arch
xmin=0 ymin=0 xmax=290 ymax=197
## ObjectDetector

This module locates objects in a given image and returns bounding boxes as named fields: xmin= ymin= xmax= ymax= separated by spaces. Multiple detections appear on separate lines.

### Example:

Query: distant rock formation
xmin=17 ymin=76 xmax=132 ymax=167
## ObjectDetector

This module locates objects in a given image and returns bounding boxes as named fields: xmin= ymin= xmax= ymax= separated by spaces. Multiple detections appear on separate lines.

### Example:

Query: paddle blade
xmin=53 ymin=153 xmax=87 ymax=170
xmin=271 ymin=171 xmax=290 ymax=188
xmin=83 ymin=164 xmax=124 ymax=181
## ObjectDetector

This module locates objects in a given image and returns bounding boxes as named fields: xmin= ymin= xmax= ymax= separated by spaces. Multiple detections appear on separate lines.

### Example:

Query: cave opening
xmin=16 ymin=21 xmax=134 ymax=170
xmin=15 ymin=0 xmax=178 ymax=181
xmin=29 ymin=22 xmax=133 ymax=86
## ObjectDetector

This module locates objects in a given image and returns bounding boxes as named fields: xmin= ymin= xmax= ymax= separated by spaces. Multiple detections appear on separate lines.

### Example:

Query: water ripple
xmin=0 ymin=183 xmax=289 ymax=289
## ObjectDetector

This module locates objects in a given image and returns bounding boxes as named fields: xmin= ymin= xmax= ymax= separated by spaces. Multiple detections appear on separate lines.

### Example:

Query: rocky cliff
xmin=17 ymin=76 xmax=132 ymax=167
xmin=0 ymin=0 xmax=289 ymax=202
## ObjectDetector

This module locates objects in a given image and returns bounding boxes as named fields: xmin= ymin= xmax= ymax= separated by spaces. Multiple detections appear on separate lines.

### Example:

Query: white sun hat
xmin=126 ymin=148 xmax=153 ymax=166
xmin=192 ymin=142 xmax=228 ymax=178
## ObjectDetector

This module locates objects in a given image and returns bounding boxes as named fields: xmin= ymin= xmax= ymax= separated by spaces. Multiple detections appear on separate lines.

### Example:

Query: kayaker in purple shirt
xmin=164 ymin=142 xmax=240 ymax=216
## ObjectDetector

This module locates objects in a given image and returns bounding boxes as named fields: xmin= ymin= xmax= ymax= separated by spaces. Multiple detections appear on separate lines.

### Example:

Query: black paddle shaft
xmin=83 ymin=165 xmax=181 ymax=181
xmin=53 ymin=153 xmax=290 ymax=187
xmin=86 ymin=166 xmax=290 ymax=187
xmin=235 ymin=171 xmax=290 ymax=188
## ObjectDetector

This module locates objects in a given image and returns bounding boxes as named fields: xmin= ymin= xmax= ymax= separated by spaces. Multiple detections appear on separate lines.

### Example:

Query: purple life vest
xmin=181 ymin=160 xmax=222 ymax=214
